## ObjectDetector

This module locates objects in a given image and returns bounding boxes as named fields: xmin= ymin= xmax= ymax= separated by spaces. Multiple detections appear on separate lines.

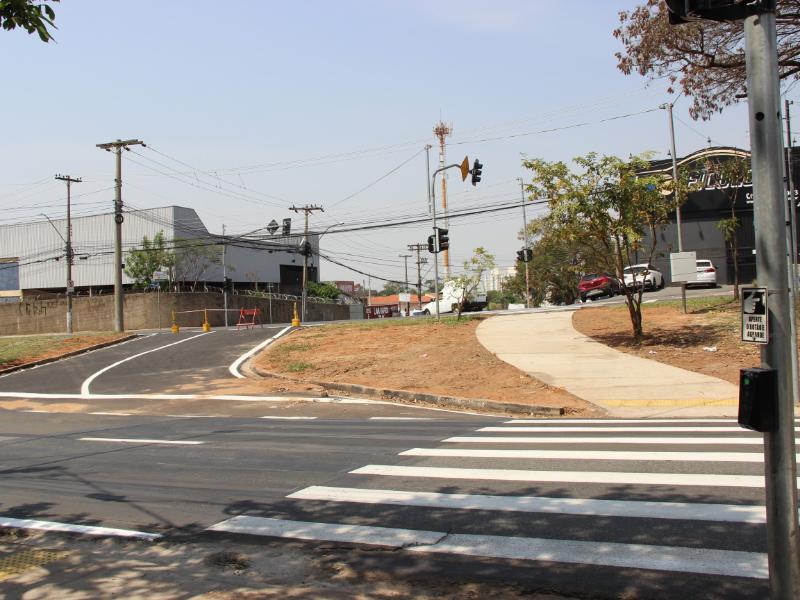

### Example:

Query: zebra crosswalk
xmin=206 ymin=417 xmax=795 ymax=597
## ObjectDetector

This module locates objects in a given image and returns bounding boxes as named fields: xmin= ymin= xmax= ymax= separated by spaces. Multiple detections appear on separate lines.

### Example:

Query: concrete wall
xmin=0 ymin=292 xmax=351 ymax=335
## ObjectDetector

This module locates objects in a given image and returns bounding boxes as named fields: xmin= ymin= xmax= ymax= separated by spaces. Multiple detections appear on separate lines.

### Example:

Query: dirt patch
xmin=0 ymin=333 xmax=129 ymax=369
xmin=572 ymin=298 xmax=760 ymax=384
xmin=254 ymin=318 xmax=593 ymax=413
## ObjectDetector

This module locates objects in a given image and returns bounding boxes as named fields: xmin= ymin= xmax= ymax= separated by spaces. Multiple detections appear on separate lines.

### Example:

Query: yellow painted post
xmin=202 ymin=308 xmax=211 ymax=332
xmin=291 ymin=302 xmax=300 ymax=327
xmin=171 ymin=310 xmax=179 ymax=334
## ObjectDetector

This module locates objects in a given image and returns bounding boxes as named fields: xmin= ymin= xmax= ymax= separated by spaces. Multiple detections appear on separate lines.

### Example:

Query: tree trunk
xmin=625 ymin=294 xmax=643 ymax=341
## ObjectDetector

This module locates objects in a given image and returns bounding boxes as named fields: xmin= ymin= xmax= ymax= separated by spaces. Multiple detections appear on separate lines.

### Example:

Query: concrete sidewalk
xmin=476 ymin=311 xmax=739 ymax=418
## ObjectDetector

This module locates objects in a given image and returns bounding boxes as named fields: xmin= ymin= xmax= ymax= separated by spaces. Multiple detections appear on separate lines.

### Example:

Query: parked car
xmin=579 ymin=272 xmax=622 ymax=302
xmin=623 ymin=263 xmax=664 ymax=291
xmin=689 ymin=259 xmax=718 ymax=288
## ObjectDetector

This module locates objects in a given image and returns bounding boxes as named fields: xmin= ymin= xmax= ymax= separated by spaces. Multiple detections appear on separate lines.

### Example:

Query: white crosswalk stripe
xmin=207 ymin=418 xmax=774 ymax=589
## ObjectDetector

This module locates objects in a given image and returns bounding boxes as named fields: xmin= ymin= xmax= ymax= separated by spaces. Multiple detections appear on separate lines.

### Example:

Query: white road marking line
xmin=21 ymin=409 xmax=50 ymax=413
xmin=260 ymin=416 xmax=318 ymax=420
xmin=0 ymin=516 xmax=161 ymax=540
xmin=287 ymin=485 xmax=768 ymax=523
xmin=443 ymin=436 xmax=765 ymax=445
xmin=166 ymin=414 xmax=224 ymax=418
xmin=350 ymin=465 xmax=780 ymax=488
xmin=400 ymin=448 xmax=770 ymax=463
xmin=479 ymin=426 xmax=778 ymax=433
xmin=505 ymin=419 xmax=740 ymax=424
xmin=369 ymin=417 xmax=434 ymax=421
xmin=80 ymin=331 xmax=213 ymax=396
xmin=204 ymin=515 xmax=767 ymax=579
xmin=229 ymin=326 xmax=293 ymax=379
xmin=89 ymin=412 xmax=133 ymax=416
xmin=79 ymin=437 xmax=204 ymax=445
xmin=0 ymin=392 xmax=379 ymax=404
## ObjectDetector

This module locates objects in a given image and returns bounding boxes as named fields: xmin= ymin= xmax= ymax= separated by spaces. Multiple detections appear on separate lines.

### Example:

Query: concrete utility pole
xmin=433 ymin=121 xmax=452 ymax=278
xmin=55 ymin=174 xmax=81 ymax=334
xmin=784 ymin=100 xmax=800 ymax=411
xmin=661 ymin=102 xmax=689 ymax=313
xmin=400 ymin=253 xmax=412 ymax=315
xmin=289 ymin=204 xmax=324 ymax=322
xmin=408 ymin=243 xmax=428 ymax=309
xmin=222 ymin=224 xmax=228 ymax=329
xmin=96 ymin=139 xmax=145 ymax=333
xmin=517 ymin=177 xmax=532 ymax=308
xmin=744 ymin=5 xmax=800 ymax=596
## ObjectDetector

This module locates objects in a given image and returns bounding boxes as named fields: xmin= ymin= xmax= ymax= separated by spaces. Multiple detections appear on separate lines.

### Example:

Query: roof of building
xmin=368 ymin=294 xmax=433 ymax=306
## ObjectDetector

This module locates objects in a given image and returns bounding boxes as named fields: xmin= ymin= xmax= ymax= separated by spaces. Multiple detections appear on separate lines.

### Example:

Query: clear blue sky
xmin=1 ymin=1 xmax=778 ymax=286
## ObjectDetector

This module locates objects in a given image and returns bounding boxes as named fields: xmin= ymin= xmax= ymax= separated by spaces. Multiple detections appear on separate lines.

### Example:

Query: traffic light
xmin=427 ymin=234 xmax=436 ymax=254
xmin=471 ymin=159 xmax=483 ymax=186
xmin=282 ymin=218 xmax=292 ymax=236
xmin=664 ymin=1 xmax=760 ymax=25
xmin=524 ymin=248 xmax=533 ymax=262
xmin=224 ymin=277 xmax=233 ymax=292
xmin=436 ymin=228 xmax=449 ymax=252
xmin=516 ymin=250 xmax=525 ymax=263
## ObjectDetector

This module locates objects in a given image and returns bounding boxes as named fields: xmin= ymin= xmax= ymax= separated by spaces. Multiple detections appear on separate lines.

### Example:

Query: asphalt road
xmin=0 ymin=320 xmax=777 ymax=598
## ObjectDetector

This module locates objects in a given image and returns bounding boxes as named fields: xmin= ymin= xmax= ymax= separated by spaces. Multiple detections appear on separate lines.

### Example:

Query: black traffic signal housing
xmin=524 ymin=248 xmax=533 ymax=262
xmin=471 ymin=159 xmax=483 ymax=186
xmin=427 ymin=234 xmax=436 ymax=254
xmin=516 ymin=250 xmax=525 ymax=263
xmin=437 ymin=228 xmax=449 ymax=252
xmin=664 ymin=1 xmax=765 ymax=25
xmin=738 ymin=367 xmax=778 ymax=432
xmin=224 ymin=277 xmax=233 ymax=292
xmin=282 ymin=218 xmax=292 ymax=236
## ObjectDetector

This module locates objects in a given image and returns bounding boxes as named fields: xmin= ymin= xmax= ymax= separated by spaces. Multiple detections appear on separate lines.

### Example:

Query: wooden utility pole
xmin=55 ymin=174 xmax=81 ymax=334
xmin=96 ymin=139 xmax=145 ymax=332
xmin=408 ymin=243 xmax=428 ymax=309
xmin=289 ymin=204 xmax=324 ymax=322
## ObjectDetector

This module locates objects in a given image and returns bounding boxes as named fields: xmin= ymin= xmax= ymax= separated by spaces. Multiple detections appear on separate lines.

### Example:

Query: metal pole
xmin=662 ymin=102 xmax=688 ymax=313
xmin=302 ymin=211 xmax=309 ymax=322
xmin=222 ymin=224 xmax=228 ymax=329
xmin=518 ymin=178 xmax=531 ymax=308
xmin=745 ymin=7 xmax=800 ymax=598
xmin=426 ymin=145 xmax=441 ymax=320
xmin=400 ymin=254 xmax=411 ymax=315
xmin=56 ymin=175 xmax=80 ymax=333
xmin=113 ymin=146 xmax=125 ymax=332
xmin=783 ymin=99 xmax=799 ymax=408
xmin=268 ymin=282 xmax=273 ymax=324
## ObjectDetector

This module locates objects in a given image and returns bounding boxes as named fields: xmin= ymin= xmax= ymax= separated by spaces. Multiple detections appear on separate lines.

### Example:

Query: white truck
xmin=412 ymin=281 xmax=487 ymax=316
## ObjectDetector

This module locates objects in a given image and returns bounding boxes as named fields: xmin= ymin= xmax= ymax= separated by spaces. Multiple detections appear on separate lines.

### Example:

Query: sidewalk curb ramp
xmin=248 ymin=364 xmax=564 ymax=417
xmin=0 ymin=334 xmax=139 ymax=376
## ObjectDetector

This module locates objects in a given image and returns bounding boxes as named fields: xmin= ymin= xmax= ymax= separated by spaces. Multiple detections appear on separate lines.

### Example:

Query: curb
xmin=250 ymin=365 xmax=563 ymax=417
xmin=0 ymin=334 xmax=139 ymax=376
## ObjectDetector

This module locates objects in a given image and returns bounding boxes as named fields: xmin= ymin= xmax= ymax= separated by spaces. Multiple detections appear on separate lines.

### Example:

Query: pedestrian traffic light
xmin=437 ymin=228 xmax=449 ymax=252
xmin=427 ymin=234 xmax=436 ymax=253
xmin=282 ymin=218 xmax=292 ymax=236
xmin=471 ymin=159 xmax=483 ymax=186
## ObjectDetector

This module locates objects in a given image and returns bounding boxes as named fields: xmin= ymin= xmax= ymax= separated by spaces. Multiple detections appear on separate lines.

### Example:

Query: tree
xmin=379 ymin=282 xmax=405 ymax=296
xmin=173 ymin=238 xmax=221 ymax=292
xmin=702 ymin=154 xmax=751 ymax=298
xmin=307 ymin=281 xmax=341 ymax=301
xmin=614 ymin=0 xmax=800 ymax=119
xmin=1 ymin=0 xmax=58 ymax=42
xmin=125 ymin=231 xmax=174 ymax=289
xmin=449 ymin=247 xmax=495 ymax=319
xmin=525 ymin=153 xmax=673 ymax=340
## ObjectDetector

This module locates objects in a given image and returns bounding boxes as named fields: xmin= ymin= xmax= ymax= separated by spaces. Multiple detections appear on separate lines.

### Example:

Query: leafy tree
xmin=1 ymin=0 xmax=58 ymax=42
xmin=174 ymin=237 xmax=221 ymax=292
xmin=702 ymin=154 xmax=751 ymax=298
xmin=449 ymin=247 xmax=495 ymax=319
xmin=307 ymin=281 xmax=341 ymax=300
xmin=614 ymin=0 xmax=800 ymax=119
xmin=525 ymin=153 xmax=672 ymax=340
xmin=379 ymin=282 xmax=405 ymax=296
xmin=125 ymin=231 xmax=174 ymax=289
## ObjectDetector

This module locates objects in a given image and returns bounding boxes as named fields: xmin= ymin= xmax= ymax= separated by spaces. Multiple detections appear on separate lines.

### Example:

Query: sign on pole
xmin=741 ymin=287 xmax=768 ymax=344
xmin=152 ymin=270 xmax=169 ymax=281
xmin=669 ymin=251 xmax=697 ymax=283
xmin=398 ymin=293 xmax=411 ymax=303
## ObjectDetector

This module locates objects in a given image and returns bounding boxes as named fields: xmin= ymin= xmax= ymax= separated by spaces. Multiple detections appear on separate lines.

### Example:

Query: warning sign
xmin=741 ymin=287 xmax=768 ymax=344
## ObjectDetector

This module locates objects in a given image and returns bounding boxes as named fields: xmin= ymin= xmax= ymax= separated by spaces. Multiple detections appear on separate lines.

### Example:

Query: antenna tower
xmin=433 ymin=120 xmax=453 ymax=277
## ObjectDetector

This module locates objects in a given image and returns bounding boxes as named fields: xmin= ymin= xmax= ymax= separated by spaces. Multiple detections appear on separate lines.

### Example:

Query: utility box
xmin=738 ymin=368 xmax=778 ymax=432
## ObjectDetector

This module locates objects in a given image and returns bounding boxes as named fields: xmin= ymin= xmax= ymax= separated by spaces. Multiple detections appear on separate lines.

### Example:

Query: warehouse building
xmin=0 ymin=206 xmax=320 ymax=299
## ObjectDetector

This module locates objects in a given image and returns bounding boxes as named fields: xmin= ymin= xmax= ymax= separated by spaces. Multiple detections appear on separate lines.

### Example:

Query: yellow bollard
xmin=291 ymin=302 xmax=300 ymax=327
xmin=202 ymin=308 xmax=211 ymax=332
xmin=171 ymin=311 xmax=179 ymax=334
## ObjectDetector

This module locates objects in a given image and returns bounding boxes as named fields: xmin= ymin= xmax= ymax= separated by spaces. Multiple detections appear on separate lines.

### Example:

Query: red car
xmin=579 ymin=272 xmax=622 ymax=302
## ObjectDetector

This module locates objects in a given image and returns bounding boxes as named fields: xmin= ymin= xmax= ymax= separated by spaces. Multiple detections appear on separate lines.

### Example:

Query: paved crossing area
xmin=206 ymin=417 xmax=796 ymax=598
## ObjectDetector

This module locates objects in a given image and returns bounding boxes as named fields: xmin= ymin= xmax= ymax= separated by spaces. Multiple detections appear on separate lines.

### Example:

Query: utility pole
xmin=784 ymin=100 xmax=800 ymax=411
xmin=408 ymin=244 xmax=428 ymax=309
xmin=222 ymin=224 xmax=228 ymax=329
xmin=433 ymin=121 xmax=452 ymax=278
xmin=96 ymin=138 xmax=145 ymax=333
xmin=661 ymin=102 xmax=689 ymax=313
xmin=744 ymin=5 xmax=800 ymax=596
xmin=517 ymin=177 xmax=531 ymax=308
xmin=55 ymin=174 xmax=81 ymax=334
xmin=289 ymin=204 xmax=324 ymax=322
xmin=425 ymin=144 xmax=441 ymax=319
xmin=400 ymin=253 xmax=412 ymax=315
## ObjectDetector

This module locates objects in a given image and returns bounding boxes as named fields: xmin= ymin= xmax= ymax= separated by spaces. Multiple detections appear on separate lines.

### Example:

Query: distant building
xmin=484 ymin=266 xmax=516 ymax=292
xmin=0 ymin=206 xmax=321 ymax=298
